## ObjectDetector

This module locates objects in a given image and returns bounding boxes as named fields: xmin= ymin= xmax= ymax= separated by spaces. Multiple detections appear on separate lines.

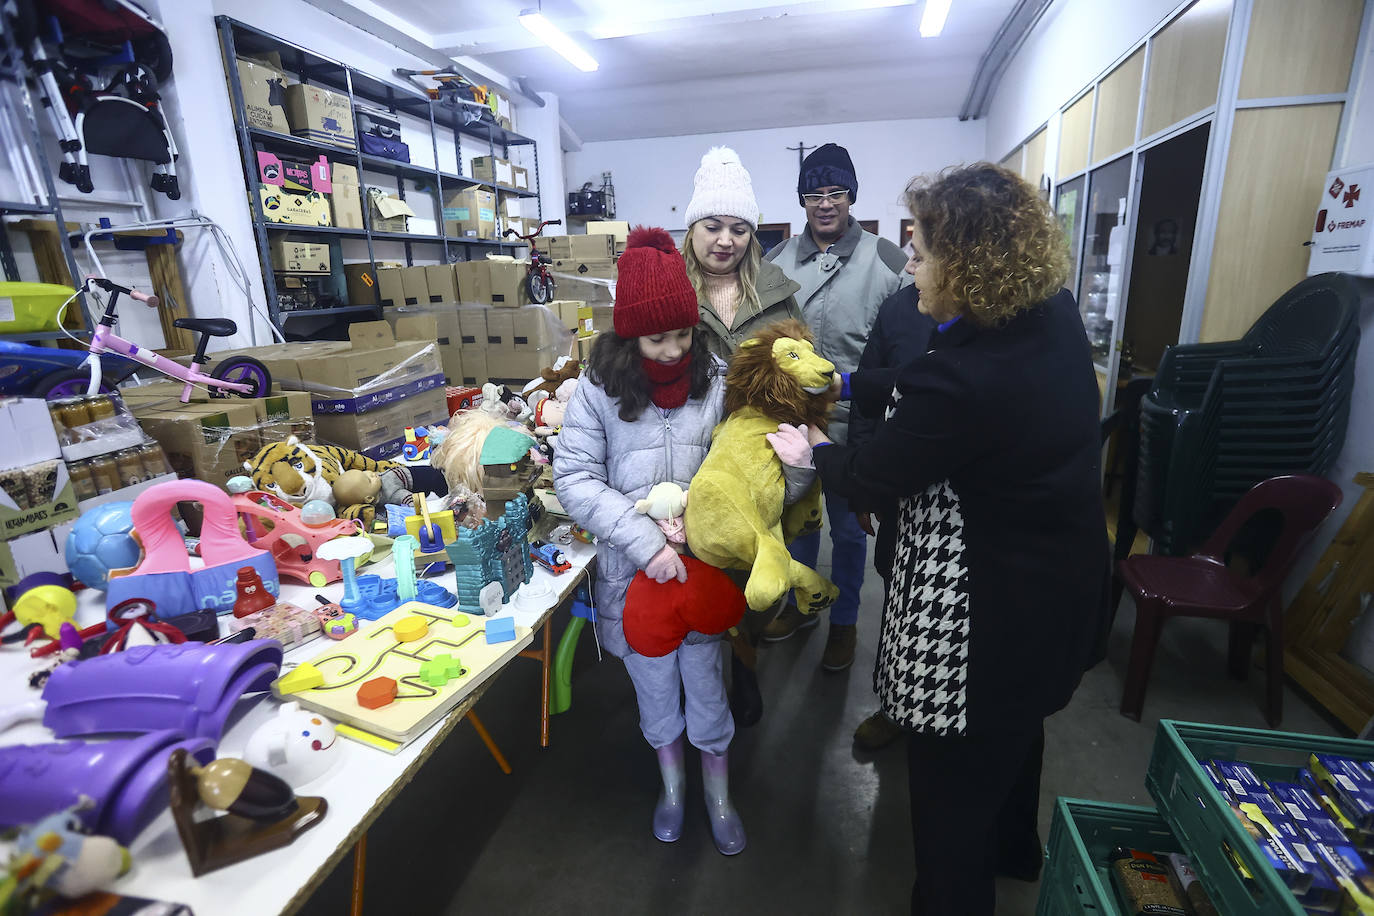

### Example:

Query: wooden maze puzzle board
xmin=275 ymin=601 xmax=534 ymax=750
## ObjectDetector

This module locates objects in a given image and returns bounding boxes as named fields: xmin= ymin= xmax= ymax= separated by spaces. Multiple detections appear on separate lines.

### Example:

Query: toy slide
xmin=275 ymin=601 xmax=532 ymax=751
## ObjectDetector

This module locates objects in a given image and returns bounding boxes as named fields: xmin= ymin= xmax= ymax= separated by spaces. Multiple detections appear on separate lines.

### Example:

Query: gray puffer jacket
xmin=552 ymin=358 xmax=728 ymax=658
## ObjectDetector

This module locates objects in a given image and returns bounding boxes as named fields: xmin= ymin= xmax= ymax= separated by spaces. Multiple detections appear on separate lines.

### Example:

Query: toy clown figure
xmin=552 ymin=227 xmax=747 ymax=854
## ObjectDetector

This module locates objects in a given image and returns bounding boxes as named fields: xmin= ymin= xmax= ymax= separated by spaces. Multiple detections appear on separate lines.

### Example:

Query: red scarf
xmin=641 ymin=354 xmax=693 ymax=410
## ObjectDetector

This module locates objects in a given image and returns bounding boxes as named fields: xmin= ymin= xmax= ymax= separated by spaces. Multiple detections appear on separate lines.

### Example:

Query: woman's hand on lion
xmin=766 ymin=423 xmax=817 ymax=468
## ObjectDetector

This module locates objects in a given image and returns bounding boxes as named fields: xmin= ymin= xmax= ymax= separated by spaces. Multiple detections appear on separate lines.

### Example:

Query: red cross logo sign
xmin=1330 ymin=177 xmax=1346 ymax=199
xmin=1344 ymin=184 xmax=1361 ymax=208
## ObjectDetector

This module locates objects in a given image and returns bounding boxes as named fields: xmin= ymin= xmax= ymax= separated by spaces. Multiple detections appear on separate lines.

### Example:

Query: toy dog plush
xmin=684 ymin=319 xmax=838 ymax=614
xmin=244 ymin=437 xmax=398 ymax=526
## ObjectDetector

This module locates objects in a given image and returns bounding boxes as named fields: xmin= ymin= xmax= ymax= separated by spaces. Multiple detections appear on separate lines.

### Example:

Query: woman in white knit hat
xmin=682 ymin=147 xmax=802 ymax=364
xmin=682 ymin=146 xmax=804 ymax=729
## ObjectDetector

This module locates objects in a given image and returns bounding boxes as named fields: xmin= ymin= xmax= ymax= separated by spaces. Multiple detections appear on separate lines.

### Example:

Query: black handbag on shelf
xmin=360 ymin=133 xmax=410 ymax=163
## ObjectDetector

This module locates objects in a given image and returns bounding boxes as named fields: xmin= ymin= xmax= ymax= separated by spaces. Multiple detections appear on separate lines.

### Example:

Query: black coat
xmin=813 ymin=289 xmax=1110 ymax=736
xmin=847 ymin=284 xmax=936 ymax=581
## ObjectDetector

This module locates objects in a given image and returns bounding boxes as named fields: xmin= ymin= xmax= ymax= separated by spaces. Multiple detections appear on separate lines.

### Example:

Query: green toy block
xmin=418 ymin=653 xmax=464 ymax=687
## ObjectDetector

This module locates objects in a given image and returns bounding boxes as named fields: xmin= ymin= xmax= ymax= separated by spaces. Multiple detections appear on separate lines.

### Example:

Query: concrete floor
xmin=297 ymin=540 xmax=1343 ymax=916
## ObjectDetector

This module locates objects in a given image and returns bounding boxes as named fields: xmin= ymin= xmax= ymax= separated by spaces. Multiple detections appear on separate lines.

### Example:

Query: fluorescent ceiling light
xmin=519 ymin=10 xmax=599 ymax=71
xmin=919 ymin=0 xmax=951 ymax=36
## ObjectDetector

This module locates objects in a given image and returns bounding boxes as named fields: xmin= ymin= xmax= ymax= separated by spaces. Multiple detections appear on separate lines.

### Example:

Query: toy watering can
xmin=107 ymin=480 xmax=279 ymax=616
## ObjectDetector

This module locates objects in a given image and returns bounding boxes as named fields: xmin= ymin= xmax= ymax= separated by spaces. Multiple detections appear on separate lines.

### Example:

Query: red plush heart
xmin=623 ymin=556 xmax=746 ymax=657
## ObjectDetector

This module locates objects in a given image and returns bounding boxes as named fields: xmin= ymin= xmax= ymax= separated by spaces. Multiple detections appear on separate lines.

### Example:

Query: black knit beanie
xmin=797 ymin=143 xmax=857 ymax=204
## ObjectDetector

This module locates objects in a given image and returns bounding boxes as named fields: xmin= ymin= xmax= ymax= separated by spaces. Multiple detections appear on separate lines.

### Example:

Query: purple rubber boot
xmin=652 ymin=735 xmax=686 ymax=842
xmin=701 ymin=749 xmax=746 ymax=856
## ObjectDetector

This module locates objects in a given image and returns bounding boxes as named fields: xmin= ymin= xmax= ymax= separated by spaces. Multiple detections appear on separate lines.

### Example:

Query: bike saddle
xmin=174 ymin=317 xmax=237 ymax=337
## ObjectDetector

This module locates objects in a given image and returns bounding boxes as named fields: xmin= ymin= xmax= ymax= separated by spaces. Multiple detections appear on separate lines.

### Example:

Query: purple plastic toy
xmin=0 ymin=730 xmax=216 ymax=843
xmin=0 ymin=640 xmax=283 ymax=741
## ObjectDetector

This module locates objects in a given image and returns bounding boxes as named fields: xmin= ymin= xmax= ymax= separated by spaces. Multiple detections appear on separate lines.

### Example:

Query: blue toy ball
xmin=65 ymin=501 xmax=141 ymax=590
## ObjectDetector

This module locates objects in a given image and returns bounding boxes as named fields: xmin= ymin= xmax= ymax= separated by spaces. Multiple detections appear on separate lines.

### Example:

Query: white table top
xmin=0 ymin=533 xmax=596 ymax=916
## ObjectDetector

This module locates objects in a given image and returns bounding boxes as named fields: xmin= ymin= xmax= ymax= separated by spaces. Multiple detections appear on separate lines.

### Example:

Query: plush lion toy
xmin=244 ymin=437 xmax=399 ymax=524
xmin=685 ymin=319 xmax=839 ymax=614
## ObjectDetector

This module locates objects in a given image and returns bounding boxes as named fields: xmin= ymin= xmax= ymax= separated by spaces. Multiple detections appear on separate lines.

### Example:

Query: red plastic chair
xmin=1117 ymin=474 xmax=1342 ymax=725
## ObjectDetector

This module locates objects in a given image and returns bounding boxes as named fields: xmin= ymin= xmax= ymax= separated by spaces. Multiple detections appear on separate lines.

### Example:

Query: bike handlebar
xmin=87 ymin=276 xmax=159 ymax=308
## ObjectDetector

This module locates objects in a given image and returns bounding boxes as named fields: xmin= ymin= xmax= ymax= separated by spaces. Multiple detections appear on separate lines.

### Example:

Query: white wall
xmin=983 ymin=0 xmax=1185 ymax=160
xmin=564 ymin=117 xmax=986 ymax=244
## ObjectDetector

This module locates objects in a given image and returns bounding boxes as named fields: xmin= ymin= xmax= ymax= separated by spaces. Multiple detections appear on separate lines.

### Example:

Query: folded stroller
xmin=11 ymin=0 xmax=180 ymax=199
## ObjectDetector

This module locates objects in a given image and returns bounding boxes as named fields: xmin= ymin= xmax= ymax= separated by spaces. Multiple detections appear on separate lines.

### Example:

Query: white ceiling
xmin=330 ymin=0 xmax=1020 ymax=142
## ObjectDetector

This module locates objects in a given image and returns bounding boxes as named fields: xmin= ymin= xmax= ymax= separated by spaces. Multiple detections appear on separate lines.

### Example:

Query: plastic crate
xmin=1146 ymin=719 xmax=1374 ymax=915
xmin=0 ymin=281 xmax=77 ymax=333
xmin=1037 ymin=798 xmax=1186 ymax=915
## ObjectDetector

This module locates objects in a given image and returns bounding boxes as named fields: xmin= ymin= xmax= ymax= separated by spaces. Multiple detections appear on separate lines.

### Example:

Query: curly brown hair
xmin=905 ymin=162 xmax=1069 ymax=327
xmin=723 ymin=318 xmax=832 ymax=431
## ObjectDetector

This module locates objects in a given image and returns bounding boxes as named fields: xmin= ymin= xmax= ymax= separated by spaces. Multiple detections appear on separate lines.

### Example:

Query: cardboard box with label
xmin=512 ymin=307 xmax=562 ymax=352
xmin=472 ymin=156 xmax=514 ymax=187
xmin=492 ymin=89 xmax=513 ymax=131
xmin=330 ymin=162 xmax=364 ymax=230
xmin=0 ymin=399 xmax=77 ymax=542
xmin=460 ymin=348 xmax=487 ymax=386
xmin=314 ymin=386 xmax=448 ymax=459
xmin=257 ymin=153 xmax=331 ymax=194
xmin=259 ymin=186 xmax=331 ymax=226
xmin=485 ymin=309 xmax=513 ymax=347
xmin=284 ymin=83 xmax=354 ymax=148
xmin=485 ymin=346 xmax=554 ymax=382
xmin=457 ymin=305 xmax=487 ymax=348
xmin=578 ymin=303 xmax=615 ymax=339
xmin=486 ymin=257 xmax=527 ymax=308
xmin=425 ymin=264 xmax=459 ymax=303
xmin=373 ymin=268 xmax=405 ymax=308
xmin=585 ymin=220 xmax=630 ymax=244
xmin=547 ymin=300 xmax=583 ymax=335
xmin=368 ymin=190 xmax=414 ymax=233
xmin=512 ymin=165 xmax=530 ymax=191
xmin=131 ymin=400 xmax=264 ymax=486
xmin=344 ymin=263 xmax=378 ymax=306
xmin=297 ymin=320 xmax=444 ymax=405
xmin=121 ymin=385 xmax=314 ymax=445
xmin=269 ymin=239 xmax=330 ymax=274
xmin=545 ymin=235 xmax=615 ymax=261
xmin=552 ymin=257 xmax=617 ymax=280
xmin=383 ymin=309 xmax=464 ymax=386
xmin=398 ymin=266 xmax=429 ymax=307
xmin=234 ymin=58 xmax=291 ymax=134
xmin=454 ymin=261 xmax=490 ymax=305
xmin=443 ymin=188 xmax=497 ymax=240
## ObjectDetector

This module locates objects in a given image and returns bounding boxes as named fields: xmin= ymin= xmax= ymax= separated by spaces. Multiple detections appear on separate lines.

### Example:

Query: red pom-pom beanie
xmin=613 ymin=226 xmax=700 ymax=339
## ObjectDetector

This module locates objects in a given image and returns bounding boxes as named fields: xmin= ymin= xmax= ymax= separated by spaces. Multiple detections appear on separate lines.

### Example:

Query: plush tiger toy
xmin=244 ymin=437 xmax=398 ymax=524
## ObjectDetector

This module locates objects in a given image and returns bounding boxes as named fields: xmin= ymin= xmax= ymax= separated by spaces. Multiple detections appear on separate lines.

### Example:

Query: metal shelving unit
xmin=217 ymin=16 xmax=542 ymax=332
xmin=0 ymin=12 xmax=93 ymax=340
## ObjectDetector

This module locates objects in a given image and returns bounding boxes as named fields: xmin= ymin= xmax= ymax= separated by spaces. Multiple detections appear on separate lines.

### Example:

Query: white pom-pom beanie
xmin=684 ymin=146 xmax=759 ymax=229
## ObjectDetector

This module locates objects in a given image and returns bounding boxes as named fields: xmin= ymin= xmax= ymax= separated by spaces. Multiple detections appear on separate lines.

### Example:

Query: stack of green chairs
xmin=1134 ymin=272 xmax=1365 ymax=555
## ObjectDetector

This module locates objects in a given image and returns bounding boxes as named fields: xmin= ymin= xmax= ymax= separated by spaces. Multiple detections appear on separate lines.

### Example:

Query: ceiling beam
xmin=958 ymin=0 xmax=1054 ymax=120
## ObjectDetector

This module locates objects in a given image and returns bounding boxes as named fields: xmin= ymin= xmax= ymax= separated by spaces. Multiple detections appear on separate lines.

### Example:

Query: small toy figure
xmin=234 ymin=567 xmax=276 ymax=618
xmin=634 ymin=481 xmax=688 ymax=547
xmin=402 ymin=426 xmax=431 ymax=462
xmin=530 ymin=540 xmax=571 ymax=574
xmin=312 ymin=602 xmax=356 ymax=639
xmin=2 ymin=803 xmax=132 ymax=907
xmin=242 ymin=702 xmax=339 ymax=788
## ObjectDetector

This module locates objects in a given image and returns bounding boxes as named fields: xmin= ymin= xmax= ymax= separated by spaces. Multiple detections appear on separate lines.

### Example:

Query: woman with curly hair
xmin=767 ymin=162 xmax=1110 ymax=914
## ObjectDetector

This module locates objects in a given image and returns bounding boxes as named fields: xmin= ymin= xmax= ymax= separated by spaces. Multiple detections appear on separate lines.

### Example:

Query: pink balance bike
xmin=65 ymin=277 xmax=271 ymax=403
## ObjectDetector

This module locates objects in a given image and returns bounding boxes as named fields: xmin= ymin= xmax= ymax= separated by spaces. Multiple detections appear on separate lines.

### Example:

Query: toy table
xmin=0 ymin=535 xmax=595 ymax=916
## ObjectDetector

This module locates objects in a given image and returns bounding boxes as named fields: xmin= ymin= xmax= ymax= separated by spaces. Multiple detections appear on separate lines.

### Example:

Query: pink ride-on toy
xmin=233 ymin=490 xmax=360 ymax=588
xmin=71 ymin=276 xmax=270 ymax=402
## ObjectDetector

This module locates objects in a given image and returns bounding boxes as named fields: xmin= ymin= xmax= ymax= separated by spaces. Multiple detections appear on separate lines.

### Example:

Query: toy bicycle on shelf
xmin=59 ymin=277 xmax=271 ymax=402
xmin=502 ymin=219 xmax=563 ymax=304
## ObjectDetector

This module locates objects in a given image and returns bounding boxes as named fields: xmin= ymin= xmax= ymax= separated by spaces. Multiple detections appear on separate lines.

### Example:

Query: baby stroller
xmin=9 ymin=0 xmax=180 ymax=199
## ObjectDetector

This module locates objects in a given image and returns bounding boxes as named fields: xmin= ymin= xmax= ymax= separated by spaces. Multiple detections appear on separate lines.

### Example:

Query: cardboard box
xmin=234 ymin=58 xmax=290 ymax=134
xmin=443 ymin=188 xmax=497 ymax=240
xmin=551 ymin=257 xmax=617 ymax=280
xmin=512 ymin=306 xmax=559 ymax=351
xmin=425 ymin=264 xmax=459 ymax=303
xmin=295 ymin=320 xmax=443 ymax=398
xmin=472 ymin=156 xmax=514 ymax=187
xmin=124 ymin=385 xmax=316 ymax=445
xmin=376 ymin=268 xmax=405 ymax=308
xmin=553 ymin=274 xmax=613 ymax=304
xmin=345 ymin=263 xmax=378 ymax=306
xmin=383 ymin=309 xmax=464 ymax=385
xmin=0 ymin=398 xmax=61 ymax=470
xmin=460 ymin=348 xmax=487 ymax=386
xmin=313 ymin=386 xmax=448 ymax=459
xmin=577 ymin=303 xmax=615 ymax=338
xmin=368 ymin=190 xmax=414 ymax=233
xmin=0 ymin=528 xmax=65 ymax=588
xmin=487 ymin=257 xmax=527 ymax=308
xmin=545 ymin=235 xmax=615 ymax=261
xmin=0 ymin=462 xmax=76 ymax=542
xmin=492 ymin=88 xmax=513 ymax=131
xmin=549 ymin=300 xmax=584 ymax=335
xmin=457 ymin=306 xmax=488 ymax=348
xmin=330 ymin=162 xmax=364 ymax=230
xmin=578 ymin=332 xmax=599 ymax=360
xmin=398 ymin=266 xmax=430 ymax=307
xmin=259 ymin=186 xmax=331 ymax=226
xmin=454 ymin=261 xmax=491 ymax=305
xmin=485 ymin=310 xmax=513 ymax=347
xmin=269 ymin=239 xmax=330 ymax=274
xmin=512 ymin=165 xmax=530 ymax=191
xmin=257 ymin=152 xmax=331 ymax=194
xmin=585 ymin=220 xmax=630 ymax=243
xmin=132 ymin=400 xmax=264 ymax=486
xmin=284 ymin=83 xmax=354 ymax=148
xmin=485 ymin=346 xmax=555 ymax=382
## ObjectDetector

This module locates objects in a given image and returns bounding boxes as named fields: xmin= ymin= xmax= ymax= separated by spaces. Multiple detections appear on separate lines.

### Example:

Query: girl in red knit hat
xmin=552 ymin=226 xmax=745 ymax=855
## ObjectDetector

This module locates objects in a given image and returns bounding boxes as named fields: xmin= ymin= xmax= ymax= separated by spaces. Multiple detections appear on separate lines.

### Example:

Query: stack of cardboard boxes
xmin=0 ymin=399 xmax=78 ymax=587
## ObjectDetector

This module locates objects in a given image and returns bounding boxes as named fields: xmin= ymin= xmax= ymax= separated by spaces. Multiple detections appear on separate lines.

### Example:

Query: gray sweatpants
xmin=622 ymin=640 xmax=734 ymax=755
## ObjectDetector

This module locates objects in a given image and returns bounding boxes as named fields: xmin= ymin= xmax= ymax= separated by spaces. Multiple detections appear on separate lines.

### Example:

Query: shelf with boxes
xmin=218 ymin=16 xmax=546 ymax=331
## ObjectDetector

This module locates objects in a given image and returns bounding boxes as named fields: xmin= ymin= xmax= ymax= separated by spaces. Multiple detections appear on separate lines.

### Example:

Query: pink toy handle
xmin=130 ymin=288 xmax=160 ymax=309
xmin=130 ymin=480 xmax=266 ymax=575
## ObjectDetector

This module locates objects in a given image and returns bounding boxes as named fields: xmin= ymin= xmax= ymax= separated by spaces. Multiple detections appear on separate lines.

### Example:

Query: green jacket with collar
xmin=694 ymin=259 xmax=803 ymax=363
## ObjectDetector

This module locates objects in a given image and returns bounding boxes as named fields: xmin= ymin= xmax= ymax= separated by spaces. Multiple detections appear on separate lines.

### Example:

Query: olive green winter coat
xmin=694 ymin=259 xmax=803 ymax=363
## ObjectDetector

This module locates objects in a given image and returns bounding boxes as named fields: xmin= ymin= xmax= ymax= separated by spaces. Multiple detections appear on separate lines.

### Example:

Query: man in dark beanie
xmin=763 ymin=142 xmax=907 ymax=673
